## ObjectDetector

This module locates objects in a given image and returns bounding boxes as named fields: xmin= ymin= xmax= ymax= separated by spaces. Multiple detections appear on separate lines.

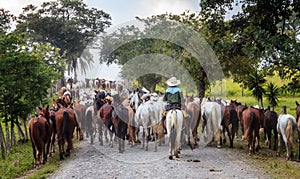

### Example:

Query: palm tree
xmin=265 ymin=82 xmax=280 ymax=111
xmin=245 ymin=69 xmax=266 ymax=107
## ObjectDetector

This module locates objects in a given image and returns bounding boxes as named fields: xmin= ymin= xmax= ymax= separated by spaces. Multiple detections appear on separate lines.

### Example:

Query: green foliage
xmin=244 ymin=69 xmax=266 ymax=107
xmin=16 ymin=0 xmax=111 ymax=82
xmin=0 ymin=31 xmax=61 ymax=124
xmin=265 ymin=82 xmax=280 ymax=109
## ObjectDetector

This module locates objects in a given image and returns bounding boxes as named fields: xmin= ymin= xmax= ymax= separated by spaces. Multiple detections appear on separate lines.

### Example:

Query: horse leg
xmin=175 ymin=128 xmax=181 ymax=158
xmin=276 ymin=133 xmax=281 ymax=157
xmin=142 ymin=128 xmax=145 ymax=150
xmin=99 ymin=122 xmax=103 ymax=146
xmin=273 ymin=130 xmax=278 ymax=151
xmin=222 ymin=126 xmax=227 ymax=144
xmin=226 ymin=126 xmax=233 ymax=148
xmin=266 ymin=129 xmax=271 ymax=149
xmin=58 ymin=138 xmax=64 ymax=160
xmin=144 ymin=127 xmax=149 ymax=151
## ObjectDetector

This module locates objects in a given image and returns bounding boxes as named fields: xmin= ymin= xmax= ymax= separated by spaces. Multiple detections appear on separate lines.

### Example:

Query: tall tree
xmin=16 ymin=0 xmax=111 ymax=83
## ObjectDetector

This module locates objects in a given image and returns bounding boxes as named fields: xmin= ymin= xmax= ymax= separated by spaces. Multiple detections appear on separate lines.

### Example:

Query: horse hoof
xmin=216 ymin=145 xmax=222 ymax=149
xmin=169 ymin=156 xmax=173 ymax=160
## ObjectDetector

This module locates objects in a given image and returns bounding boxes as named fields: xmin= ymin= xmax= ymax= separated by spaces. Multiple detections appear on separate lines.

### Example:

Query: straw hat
xmin=166 ymin=77 xmax=180 ymax=86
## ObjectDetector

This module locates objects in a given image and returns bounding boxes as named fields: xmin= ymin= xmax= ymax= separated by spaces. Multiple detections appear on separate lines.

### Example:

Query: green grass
xmin=0 ymin=141 xmax=34 ymax=179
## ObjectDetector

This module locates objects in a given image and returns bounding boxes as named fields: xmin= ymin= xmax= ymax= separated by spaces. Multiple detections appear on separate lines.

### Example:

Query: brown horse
xmin=49 ymin=108 xmax=57 ymax=155
xmin=263 ymin=106 xmax=278 ymax=150
xmin=29 ymin=106 xmax=51 ymax=167
xmin=296 ymin=101 xmax=300 ymax=161
xmin=74 ymin=100 xmax=86 ymax=137
xmin=231 ymin=100 xmax=247 ymax=139
xmin=242 ymin=107 xmax=262 ymax=155
xmin=99 ymin=95 xmax=128 ymax=153
xmin=186 ymin=99 xmax=201 ymax=148
xmin=52 ymin=101 xmax=83 ymax=160
xmin=221 ymin=103 xmax=239 ymax=148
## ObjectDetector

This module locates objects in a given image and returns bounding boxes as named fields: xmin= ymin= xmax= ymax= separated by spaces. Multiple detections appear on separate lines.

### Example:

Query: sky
xmin=0 ymin=0 xmax=201 ymax=81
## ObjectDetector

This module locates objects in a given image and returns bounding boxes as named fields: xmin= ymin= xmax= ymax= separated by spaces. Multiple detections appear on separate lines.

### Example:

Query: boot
xmin=162 ymin=116 xmax=167 ymax=134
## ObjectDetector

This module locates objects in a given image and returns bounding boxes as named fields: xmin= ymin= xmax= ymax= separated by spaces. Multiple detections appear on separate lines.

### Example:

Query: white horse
xmin=130 ymin=90 xmax=159 ymax=151
xmin=166 ymin=108 xmax=184 ymax=159
xmin=276 ymin=114 xmax=297 ymax=160
xmin=201 ymin=98 xmax=223 ymax=148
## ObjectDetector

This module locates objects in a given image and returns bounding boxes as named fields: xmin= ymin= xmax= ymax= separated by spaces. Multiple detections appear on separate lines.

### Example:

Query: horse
xmin=52 ymin=101 xmax=83 ymax=160
xmin=122 ymin=96 xmax=139 ymax=146
xmin=49 ymin=108 xmax=57 ymax=156
xmin=111 ymin=94 xmax=129 ymax=153
xmin=277 ymin=113 xmax=297 ymax=160
xmin=242 ymin=107 xmax=262 ymax=155
xmin=201 ymin=99 xmax=223 ymax=148
xmin=29 ymin=106 xmax=51 ymax=167
xmin=99 ymin=94 xmax=128 ymax=153
xmin=230 ymin=100 xmax=247 ymax=139
xmin=134 ymin=100 xmax=159 ymax=151
xmin=185 ymin=96 xmax=201 ymax=148
xmin=296 ymin=101 xmax=300 ymax=160
xmin=263 ymin=106 xmax=278 ymax=150
xmin=221 ymin=103 xmax=239 ymax=148
xmin=74 ymin=100 xmax=86 ymax=138
xmin=166 ymin=108 xmax=184 ymax=160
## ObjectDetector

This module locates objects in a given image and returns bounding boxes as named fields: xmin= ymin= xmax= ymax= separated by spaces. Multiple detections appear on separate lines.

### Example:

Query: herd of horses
xmin=28 ymin=85 xmax=300 ymax=166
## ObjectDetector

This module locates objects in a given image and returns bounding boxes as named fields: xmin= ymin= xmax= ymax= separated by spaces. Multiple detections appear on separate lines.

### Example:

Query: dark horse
xmin=242 ymin=107 xmax=263 ymax=155
xmin=99 ymin=94 xmax=128 ymax=153
xmin=222 ymin=103 xmax=239 ymax=148
xmin=52 ymin=100 xmax=83 ymax=160
xmin=231 ymin=100 xmax=247 ymax=139
xmin=263 ymin=106 xmax=278 ymax=150
xmin=29 ymin=106 xmax=51 ymax=167
xmin=296 ymin=101 xmax=300 ymax=161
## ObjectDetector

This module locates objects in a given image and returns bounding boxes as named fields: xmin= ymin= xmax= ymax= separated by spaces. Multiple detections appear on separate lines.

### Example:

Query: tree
xmin=16 ymin=0 xmax=111 ymax=83
xmin=265 ymin=82 xmax=280 ymax=110
xmin=0 ymin=30 xmax=62 ymax=158
xmin=244 ymin=69 xmax=266 ymax=107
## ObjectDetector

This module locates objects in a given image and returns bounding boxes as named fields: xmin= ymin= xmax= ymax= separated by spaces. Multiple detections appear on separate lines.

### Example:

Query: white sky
xmin=0 ymin=0 xmax=201 ymax=81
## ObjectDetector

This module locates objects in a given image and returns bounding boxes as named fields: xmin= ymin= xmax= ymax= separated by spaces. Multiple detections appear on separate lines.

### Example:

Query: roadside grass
xmin=0 ymin=131 xmax=81 ymax=179
xmin=221 ymin=135 xmax=300 ymax=178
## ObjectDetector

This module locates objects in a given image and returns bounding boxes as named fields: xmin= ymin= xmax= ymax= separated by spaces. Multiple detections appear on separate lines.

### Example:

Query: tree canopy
xmin=16 ymin=0 xmax=112 ymax=82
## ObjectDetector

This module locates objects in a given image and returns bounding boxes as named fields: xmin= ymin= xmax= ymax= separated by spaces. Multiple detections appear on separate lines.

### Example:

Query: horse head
xmin=38 ymin=105 xmax=50 ymax=121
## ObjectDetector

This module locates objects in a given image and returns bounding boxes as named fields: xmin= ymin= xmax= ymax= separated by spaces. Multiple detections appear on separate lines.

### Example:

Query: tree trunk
xmin=198 ymin=71 xmax=206 ymax=99
xmin=24 ymin=115 xmax=29 ymax=141
xmin=0 ymin=122 xmax=6 ymax=160
xmin=16 ymin=119 xmax=25 ymax=141
xmin=11 ymin=121 xmax=16 ymax=146
xmin=5 ymin=122 xmax=10 ymax=153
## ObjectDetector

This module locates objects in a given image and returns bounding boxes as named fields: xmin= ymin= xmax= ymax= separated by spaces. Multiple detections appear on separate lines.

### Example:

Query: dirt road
xmin=49 ymin=133 xmax=269 ymax=179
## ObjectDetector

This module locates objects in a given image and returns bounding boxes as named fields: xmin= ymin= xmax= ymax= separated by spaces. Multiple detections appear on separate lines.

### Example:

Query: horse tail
xmin=286 ymin=118 xmax=297 ymax=148
xmin=170 ymin=110 xmax=177 ymax=151
xmin=63 ymin=111 xmax=71 ymax=143
xmin=230 ymin=109 xmax=239 ymax=134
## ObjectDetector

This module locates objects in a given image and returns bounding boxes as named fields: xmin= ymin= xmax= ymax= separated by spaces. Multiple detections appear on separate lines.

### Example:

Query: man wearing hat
xmin=161 ymin=77 xmax=185 ymax=134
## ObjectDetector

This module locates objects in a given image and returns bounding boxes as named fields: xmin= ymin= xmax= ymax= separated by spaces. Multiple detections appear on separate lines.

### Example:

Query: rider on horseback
xmin=162 ymin=77 xmax=187 ymax=134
